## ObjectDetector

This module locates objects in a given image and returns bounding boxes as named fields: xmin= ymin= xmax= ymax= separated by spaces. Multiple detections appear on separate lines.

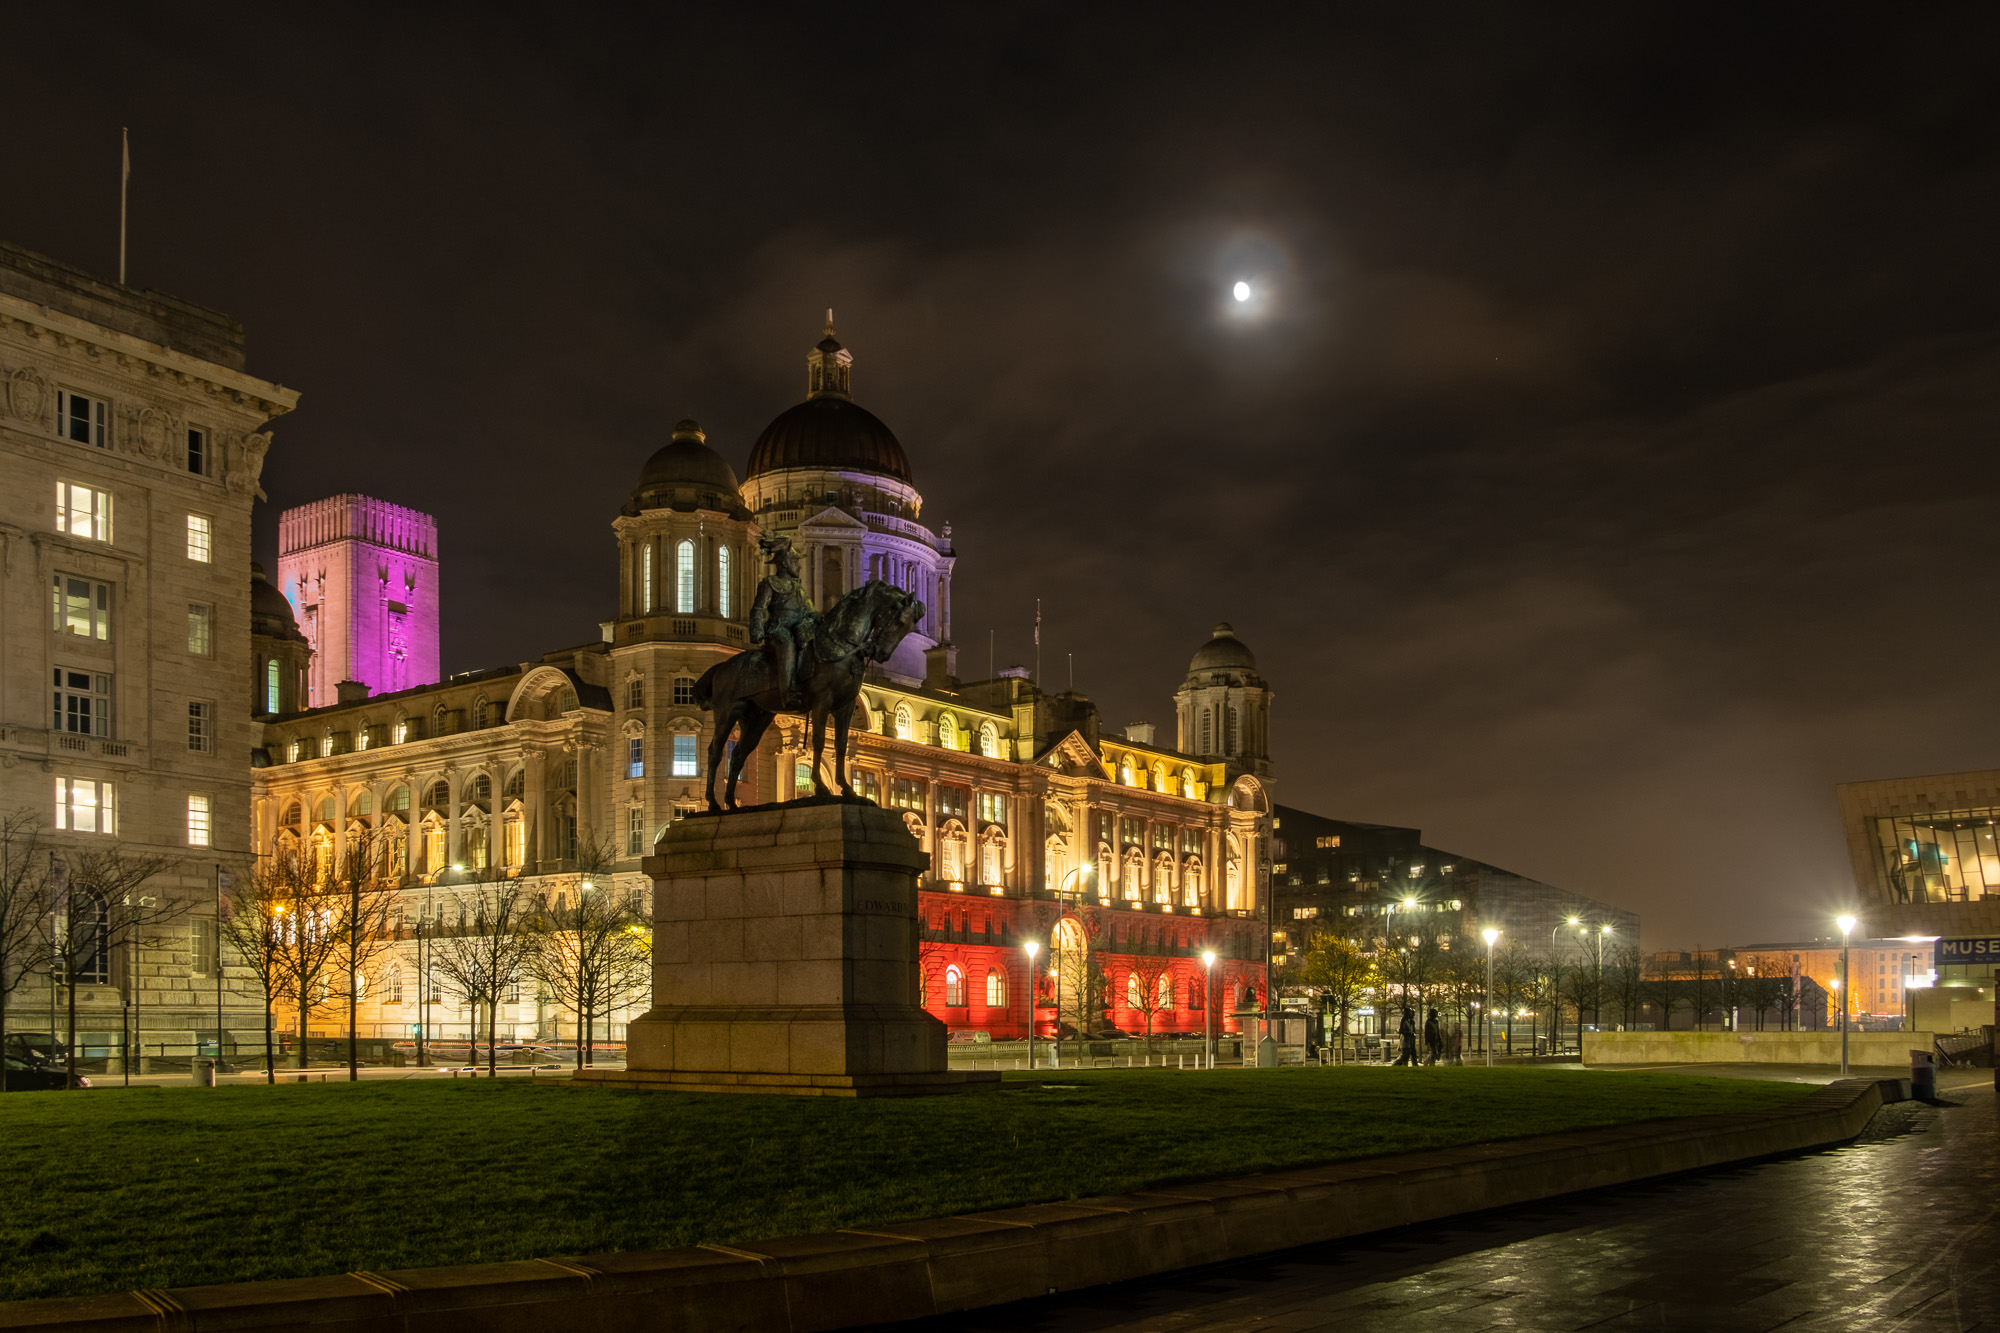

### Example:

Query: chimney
xmin=923 ymin=644 xmax=959 ymax=691
xmin=1126 ymin=721 xmax=1156 ymax=745
xmin=334 ymin=680 xmax=370 ymax=704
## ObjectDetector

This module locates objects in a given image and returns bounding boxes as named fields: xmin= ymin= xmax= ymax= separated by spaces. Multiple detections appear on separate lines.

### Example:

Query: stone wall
xmin=1582 ymin=1030 xmax=1933 ymax=1066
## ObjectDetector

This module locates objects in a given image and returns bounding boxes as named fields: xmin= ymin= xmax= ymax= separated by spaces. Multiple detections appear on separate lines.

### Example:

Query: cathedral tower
xmin=276 ymin=494 xmax=439 ymax=706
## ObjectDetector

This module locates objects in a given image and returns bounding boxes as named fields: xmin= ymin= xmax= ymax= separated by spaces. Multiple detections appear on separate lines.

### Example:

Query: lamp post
xmin=1482 ymin=928 xmax=1499 ymax=1067
xmin=1050 ymin=963 xmax=1061 ymax=1070
xmin=1594 ymin=924 xmax=1611 ymax=1039
xmin=1202 ymin=950 xmax=1217 ymax=1068
xmin=1023 ymin=940 xmax=1040 ymax=1070
xmin=1837 ymin=914 xmax=1856 ymax=1074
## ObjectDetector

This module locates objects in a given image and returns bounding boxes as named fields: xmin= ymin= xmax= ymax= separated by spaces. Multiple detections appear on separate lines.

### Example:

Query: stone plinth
xmin=576 ymin=800 xmax=999 ymax=1097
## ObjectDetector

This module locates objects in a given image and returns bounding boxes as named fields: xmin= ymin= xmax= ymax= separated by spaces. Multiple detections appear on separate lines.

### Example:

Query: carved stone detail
xmin=6 ymin=367 xmax=47 ymax=423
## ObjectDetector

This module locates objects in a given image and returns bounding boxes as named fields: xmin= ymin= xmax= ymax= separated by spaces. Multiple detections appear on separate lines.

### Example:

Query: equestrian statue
xmin=694 ymin=533 xmax=925 ymax=812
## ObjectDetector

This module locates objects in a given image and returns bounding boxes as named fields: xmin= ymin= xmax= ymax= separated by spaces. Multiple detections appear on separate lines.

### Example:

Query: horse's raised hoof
xmin=707 ymin=799 xmax=724 ymax=815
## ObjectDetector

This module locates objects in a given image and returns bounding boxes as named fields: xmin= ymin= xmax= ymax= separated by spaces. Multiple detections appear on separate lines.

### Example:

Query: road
xmin=908 ymin=1070 xmax=1999 ymax=1333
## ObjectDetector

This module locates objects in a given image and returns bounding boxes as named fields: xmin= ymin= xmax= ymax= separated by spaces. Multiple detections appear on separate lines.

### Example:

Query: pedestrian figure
xmin=1394 ymin=1006 xmax=1417 ymax=1066
xmin=1424 ymin=1008 xmax=1443 ymax=1066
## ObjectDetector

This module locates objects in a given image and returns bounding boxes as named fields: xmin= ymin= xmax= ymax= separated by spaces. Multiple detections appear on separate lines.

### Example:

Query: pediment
xmin=796 ymin=506 xmax=871 ymax=535
xmin=1035 ymin=730 xmax=1110 ymax=779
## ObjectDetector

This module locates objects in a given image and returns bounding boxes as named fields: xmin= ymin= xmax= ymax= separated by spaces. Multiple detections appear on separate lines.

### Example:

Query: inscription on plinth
xmin=575 ymin=800 xmax=999 ymax=1097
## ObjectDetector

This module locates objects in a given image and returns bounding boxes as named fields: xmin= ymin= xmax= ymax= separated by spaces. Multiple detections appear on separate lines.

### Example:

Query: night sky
xmin=8 ymin=5 xmax=1998 ymax=946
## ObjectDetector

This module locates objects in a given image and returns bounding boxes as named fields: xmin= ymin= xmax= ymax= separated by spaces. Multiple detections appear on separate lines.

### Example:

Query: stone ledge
xmin=0 ymin=1077 xmax=1905 ymax=1331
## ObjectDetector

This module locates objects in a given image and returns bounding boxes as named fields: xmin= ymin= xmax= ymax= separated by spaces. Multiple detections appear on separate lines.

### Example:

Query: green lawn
xmin=0 ymin=1066 xmax=1814 ymax=1302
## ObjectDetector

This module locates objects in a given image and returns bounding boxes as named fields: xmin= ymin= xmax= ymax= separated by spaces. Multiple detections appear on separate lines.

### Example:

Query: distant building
xmin=1267 ymin=805 xmax=1639 ymax=976
xmin=1835 ymin=769 xmax=2000 ymax=1033
xmin=276 ymin=493 xmax=439 ymax=706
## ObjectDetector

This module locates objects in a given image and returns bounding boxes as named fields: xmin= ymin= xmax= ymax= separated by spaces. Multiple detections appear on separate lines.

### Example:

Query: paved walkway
xmin=916 ymin=1073 xmax=1999 ymax=1333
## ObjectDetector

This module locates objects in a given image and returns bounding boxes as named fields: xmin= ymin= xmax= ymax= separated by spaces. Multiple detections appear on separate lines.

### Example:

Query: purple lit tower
xmin=276 ymin=494 xmax=440 ymax=707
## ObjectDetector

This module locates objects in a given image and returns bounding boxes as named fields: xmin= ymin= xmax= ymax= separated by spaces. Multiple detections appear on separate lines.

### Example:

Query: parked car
xmin=3 ymin=1034 xmax=68 ymax=1065
xmin=4 ymin=1057 xmax=90 ymax=1091
xmin=946 ymin=1031 xmax=993 ymax=1045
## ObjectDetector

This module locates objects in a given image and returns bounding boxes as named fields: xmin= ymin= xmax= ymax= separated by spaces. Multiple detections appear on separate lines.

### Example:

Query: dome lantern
xmin=806 ymin=309 xmax=853 ymax=401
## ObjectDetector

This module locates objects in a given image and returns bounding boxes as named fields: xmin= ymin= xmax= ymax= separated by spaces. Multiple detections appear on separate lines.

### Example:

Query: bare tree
xmin=0 ymin=811 xmax=53 ymax=1092
xmin=327 ymin=829 xmax=404 ymax=1080
xmin=93 ymin=853 xmax=197 ymax=1085
xmin=1605 ymin=945 xmax=1644 ymax=1029
xmin=1124 ymin=950 xmax=1175 ymax=1050
xmin=528 ymin=875 xmax=649 ymax=1069
xmin=40 ymin=845 xmax=178 ymax=1087
xmin=1296 ymin=932 xmax=1377 ymax=1051
xmin=432 ymin=878 xmax=535 ymax=1075
xmin=1492 ymin=939 xmax=1533 ymax=1054
xmin=218 ymin=849 xmax=309 ymax=1081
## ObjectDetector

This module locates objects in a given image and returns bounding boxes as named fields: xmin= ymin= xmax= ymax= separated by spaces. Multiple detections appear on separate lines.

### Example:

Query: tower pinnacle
xmin=806 ymin=312 xmax=853 ymax=400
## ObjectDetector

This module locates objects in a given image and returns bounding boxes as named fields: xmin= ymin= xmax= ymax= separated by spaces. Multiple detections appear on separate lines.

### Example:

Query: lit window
xmin=387 ymin=964 xmax=404 ymax=1004
xmin=264 ymin=659 xmax=281 ymax=714
xmin=627 ymin=806 xmax=646 ymax=856
xmin=186 ymin=514 xmax=212 ymax=562
xmin=187 ymin=793 xmax=212 ymax=847
xmin=980 ymin=722 xmax=1000 ymax=758
xmin=52 ymin=575 xmax=112 ymax=641
xmin=718 ymin=545 xmax=732 ymax=618
xmin=641 ymin=543 xmax=654 ymax=612
xmin=52 ymin=668 xmax=112 ymax=736
xmin=54 ymin=776 xmax=116 ymax=833
xmin=895 ymin=704 xmax=913 ymax=740
xmin=944 ymin=966 xmax=965 ymax=1007
xmin=985 ymin=969 xmax=1006 ymax=1007
xmin=188 ymin=700 xmax=212 ymax=752
xmin=504 ymin=816 xmax=524 ymax=868
xmin=938 ymin=714 xmax=958 ymax=750
xmin=56 ymin=482 xmax=112 ymax=541
xmin=672 ymin=676 xmax=695 ymax=705
xmin=796 ymin=760 xmax=813 ymax=795
xmin=672 ymin=734 xmax=698 ymax=777
xmin=187 ymin=427 xmax=208 ymax=475
xmin=55 ymin=390 xmax=107 ymax=447
xmin=187 ymin=603 xmax=212 ymax=655
xmin=628 ymin=738 xmax=644 ymax=779
xmin=676 ymin=539 xmax=695 ymax=613
xmin=190 ymin=918 xmax=218 ymax=976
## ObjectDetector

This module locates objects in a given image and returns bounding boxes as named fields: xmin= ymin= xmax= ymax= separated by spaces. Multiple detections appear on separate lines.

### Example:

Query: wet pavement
xmin=909 ymin=1072 xmax=1999 ymax=1332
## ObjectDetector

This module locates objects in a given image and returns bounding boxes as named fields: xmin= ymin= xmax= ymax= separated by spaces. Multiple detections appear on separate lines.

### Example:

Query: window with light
xmin=186 ymin=514 xmax=212 ymax=562
xmin=187 ymin=793 xmax=212 ymax=847
xmin=672 ymin=734 xmax=698 ymax=777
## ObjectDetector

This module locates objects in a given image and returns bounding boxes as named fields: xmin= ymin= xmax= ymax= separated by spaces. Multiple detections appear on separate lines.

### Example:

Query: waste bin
xmin=192 ymin=1059 xmax=215 ymax=1088
xmin=1910 ymin=1048 xmax=1936 ymax=1100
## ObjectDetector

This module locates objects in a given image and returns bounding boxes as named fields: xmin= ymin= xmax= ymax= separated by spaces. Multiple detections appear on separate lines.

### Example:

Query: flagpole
xmin=1034 ymin=599 xmax=1041 ymax=687
xmin=118 ymin=128 xmax=130 ymax=285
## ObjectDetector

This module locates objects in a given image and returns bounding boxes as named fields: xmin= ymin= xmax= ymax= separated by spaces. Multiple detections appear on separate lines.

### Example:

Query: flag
xmin=1034 ymin=598 xmax=1040 ymax=646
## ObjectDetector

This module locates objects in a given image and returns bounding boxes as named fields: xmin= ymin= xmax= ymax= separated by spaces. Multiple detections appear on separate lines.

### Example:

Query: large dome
xmin=746 ymin=395 xmax=912 ymax=484
xmin=628 ymin=419 xmax=746 ymax=514
xmin=250 ymin=562 xmax=306 ymax=642
xmin=1189 ymin=621 xmax=1257 ymax=674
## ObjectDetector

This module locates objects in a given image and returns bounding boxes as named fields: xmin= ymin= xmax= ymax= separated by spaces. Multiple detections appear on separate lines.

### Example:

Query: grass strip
xmin=0 ymin=1065 xmax=1815 ymax=1301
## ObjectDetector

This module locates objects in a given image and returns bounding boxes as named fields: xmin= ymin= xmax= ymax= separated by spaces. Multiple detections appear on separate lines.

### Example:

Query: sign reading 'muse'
xmin=1934 ymin=936 xmax=2000 ymax=967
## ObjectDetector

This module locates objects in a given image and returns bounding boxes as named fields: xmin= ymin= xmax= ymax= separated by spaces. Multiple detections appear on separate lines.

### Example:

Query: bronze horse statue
xmin=694 ymin=580 xmax=924 ymax=812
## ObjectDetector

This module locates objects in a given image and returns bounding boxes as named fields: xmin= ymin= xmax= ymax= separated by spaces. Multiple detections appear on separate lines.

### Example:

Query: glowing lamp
xmin=1481 ymin=928 xmax=1499 ymax=947
xmin=1232 ymin=281 xmax=1250 ymax=302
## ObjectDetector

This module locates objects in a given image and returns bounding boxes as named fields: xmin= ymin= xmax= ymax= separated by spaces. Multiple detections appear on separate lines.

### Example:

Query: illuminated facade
xmin=277 ymin=493 xmax=440 ymax=707
xmin=0 ymin=239 xmax=295 ymax=1057
xmin=248 ymin=321 xmax=1271 ymax=1043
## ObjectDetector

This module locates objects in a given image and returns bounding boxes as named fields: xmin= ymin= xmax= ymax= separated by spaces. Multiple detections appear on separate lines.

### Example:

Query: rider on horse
xmin=748 ymin=533 xmax=815 ymax=710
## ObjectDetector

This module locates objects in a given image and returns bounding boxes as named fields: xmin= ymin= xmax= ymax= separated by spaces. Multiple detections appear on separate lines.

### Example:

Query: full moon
xmin=1232 ymin=280 xmax=1251 ymax=302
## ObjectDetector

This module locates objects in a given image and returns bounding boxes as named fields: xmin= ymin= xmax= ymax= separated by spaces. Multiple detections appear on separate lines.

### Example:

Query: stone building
xmin=0 ymin=240 xmax=294 ymax=1059
xmin=249 ymin=321 xmax=1274 ymax=1045
xmin=276 ymin=493 xmax=440 ymax=706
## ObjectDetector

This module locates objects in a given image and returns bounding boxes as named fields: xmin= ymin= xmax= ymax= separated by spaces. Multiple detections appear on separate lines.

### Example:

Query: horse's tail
xmin=693 ymin=661 xmax=722 ymax=710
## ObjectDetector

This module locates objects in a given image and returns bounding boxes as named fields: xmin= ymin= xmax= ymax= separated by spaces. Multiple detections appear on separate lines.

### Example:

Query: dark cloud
xmin=6 ymin=2 xmax=1998 ymax=943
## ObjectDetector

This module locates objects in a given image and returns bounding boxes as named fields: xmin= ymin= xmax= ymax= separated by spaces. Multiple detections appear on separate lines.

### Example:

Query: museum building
xmin=249 ymin=321 xmax=1275 ymax=1045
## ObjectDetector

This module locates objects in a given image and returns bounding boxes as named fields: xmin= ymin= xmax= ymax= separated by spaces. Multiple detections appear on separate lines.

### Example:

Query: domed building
xmin=739 ymin=316 xmax=954 ymax=685
xmin=250 ymin=561 xmax=311 ymax=717
xmin=250 ymin=318 xmax=1277 ymax=1053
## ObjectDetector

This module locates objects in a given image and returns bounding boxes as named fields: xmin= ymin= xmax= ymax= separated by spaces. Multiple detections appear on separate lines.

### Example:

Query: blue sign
xmin=1934 ymin=936 xmax=2000 ymax=968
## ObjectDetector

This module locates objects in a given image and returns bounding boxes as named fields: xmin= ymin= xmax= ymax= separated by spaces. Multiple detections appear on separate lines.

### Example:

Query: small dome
xmin=1189 ymin=621 xmax=1257 ymax=674
xmin=629 ymin=419 xmax=746 ymax=514
xmin=250 ymin=562 xmax=306 ymax=642
xmin=746 ymin=396 xmax=912 ymax=484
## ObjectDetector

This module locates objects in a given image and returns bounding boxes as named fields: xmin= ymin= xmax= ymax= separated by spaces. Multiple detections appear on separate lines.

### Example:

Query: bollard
xmin=1911 ymin=1048 xmax=1937 ymax=1100
xmin=192 ymin=1059 xmax=215 ymax=1088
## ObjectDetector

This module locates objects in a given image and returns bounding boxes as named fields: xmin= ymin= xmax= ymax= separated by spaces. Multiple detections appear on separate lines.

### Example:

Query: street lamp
xmin=1050 ymin=964 xmax=1061 ymax=1070
xmin=1023 ymin=940 xmax=1040 ymax=1070
xmin=1481 ymin=929 xmax=1499 ymax=1067
xmin=1201 ymin=950 xmax=1217 ymax=1068
xmin=1837 ymin=913 xmax=1856 ymax=1075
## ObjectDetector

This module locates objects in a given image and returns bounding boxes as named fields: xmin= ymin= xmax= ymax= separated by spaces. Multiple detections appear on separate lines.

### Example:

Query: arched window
xmin=1157 ymin=974 xmax=1174 ymax=1009
xmin=1183 ymin=858 xmax=1202 ymax=907
xmin=502 ymin=770 xmax=523 ymax=802
xmin=1151 ymin=762 xmax=1167 ymax=793
xmin=426 ymin=780 xmax=449 ymax=808
xmin=938 ymin=714 xmax=958 ymax=751
xmin=985 ymin=969 xmax=1006 ymax=1008
xmin=432 ymin=703 xmax=447 ymax=736
xmin=641 ymin=543 xmax=654 ymax=612
xmin=386 ymin=964 xmax=404 ymax=1004
xmin=1119 ymin=757 xmax=1135 ymax=785
xmin=469 ymin=774 xmax=491 ymax=805
xmin=1127 ymin=972 xmax=1143 ymax=1010
xmin=895 ymin=704 xmax=913 ymax=740
xmin=944 ymin=965 xmax=965 ymax=1007
xmin=676 ymin=539 xmax=695 ymax=613
xmin=1123 ymin=852 xmax=1143 ymax=901
xmin=264 ymin=659 xmax=280 ymax=714
xmin=283 ymin=800 xmax=302 ymax=831
xmin=718 ymin=545 xmax=732 ymax=618
xmin=1182 ymin=769 xmax=1198 ymax=800
xmin=979 ymin=722 xmax=999 ymax=758
xmin=981 ymin=838 xmax=1002 ymax=886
